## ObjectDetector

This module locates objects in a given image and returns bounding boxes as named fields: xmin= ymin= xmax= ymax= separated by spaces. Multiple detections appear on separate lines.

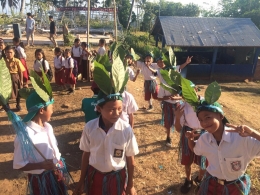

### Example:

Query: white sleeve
xmin=246 ymin=136 xmax=260 ymax=158
xmin=127 ymin=68 xmax=135 ymax=81
xmin=176 ymin=65 xmax=181 ymax=73
xmin=79 ymin=124 xmax=91 ymax=152
xmin=69 ymin=58 xmax=74 ymax=68
xmin=125 ymin=128 xmax=139 ymax=156
xmin=61 ymin=57 xmax=65 ymax=67
xmin=20 ymin=47 xmax=27 ymax=59
xmin=194 ymin=135 xmax=205 ymax=156
xmin=44 ymin=60 xmax=50 ymax=70
xmin=13 ymin=137 xmax=29 ymax=169
xmin=127 ymin=94 xmax=138 ymax=114
xmin=157 ymin=86 xmax=165 ymax=99
xmin=136 ymin=61 xmax=143 ymax=69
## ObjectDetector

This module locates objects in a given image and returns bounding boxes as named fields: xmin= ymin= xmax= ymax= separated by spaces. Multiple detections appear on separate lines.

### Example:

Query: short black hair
xmin=49 ymin=15 xmax=53 ymax=19
xmin=5 ymin=45 xmax=15 ymax=52
xmin=74 ymin=38 xmax=80 ymax=43
xmin=99 ymin=38 xmax=105 ymax=44
xmin=27 ymin=13 xmax=32 ymax=16
xmin=54 ymin=47 xmax=62 ymax=53
xmin=13 ymin=37 xmax=20 ymax=43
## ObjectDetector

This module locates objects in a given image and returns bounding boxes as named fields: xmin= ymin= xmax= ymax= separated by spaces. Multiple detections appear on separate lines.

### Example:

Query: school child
xmin=71 ymin=38 xmax=82 ymax=77
xmin=54 ymin=47 xmax=66 ymax=90
xmin=74 ymin=55 xmax=139 ymax=195
xmin=13 ymin=37 xmax=29 ymax=88
xmin=125 ymin=53 xmax=139 ymax=82
xmin=13 ymin=73 xmax=71 ymax=195
xmin=96 ymin=38 xmax=106 ymax=56
xmin=0 ymin=38 xmax=6 ymax=59
xmin=34 ymin=49 xmax=53 ymax=81
xmin=4 ymin=46 xmax=25 ymax=111
xmin=134 ymin=52 xmax=159 ymax=111
xmin=48 ymin=15 xmax=57 ymax=48
xmin=64 ymin=49 xmax=76 ymax=94
xmin=80 ymin=42 xmax=92 ymax=82
xmin=185 ymin=86 xmax=260 ymax=195
xmin=174 ymin=84 xmax=206 ymax=194
xmin=175 ymin=56 xmax=193 ymax=78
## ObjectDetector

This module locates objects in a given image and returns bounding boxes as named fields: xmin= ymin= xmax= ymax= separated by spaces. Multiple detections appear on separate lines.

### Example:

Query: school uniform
xmin=178 ymin=101 xmax=206 ymax=168
xmin=126 ymin=66 xmax=135 ymax=81
xmin=54 ymin=55 xmax=65 ymax=85
xmin=97 ymin=46 xmax=106 ymax=56
xmin=15 ymin=45 xmax=29 ymax=84
xmin=34 ymin=59 xmax=50 ymax=76
xmin=195 ymin=126 xmax=260 ymax=195
xmin=120 ymin=91 xmax=139 ymax=124
xmin=81 ymin=49 xmax=90 ymax=80
xmin=5 ymin=58 xmax=25 ymax=99
xmin=64 ymin=57 xmax=76 ymax=84
xmin=136 ymin=61 xmax=159 ymax=101
xmin=71 ymin=46 xmax=82 ymax=75
xmin=13 ymin=121 xmax=68 ymax=195
xmin=80 ymin=117 xmax=139 ymax=195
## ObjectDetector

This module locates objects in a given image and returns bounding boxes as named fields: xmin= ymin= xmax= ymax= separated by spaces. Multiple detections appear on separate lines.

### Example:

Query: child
xmin=125 ymin=53 xmax=139 ymax=82
xmin=174 ymin=84 xmax=206 ymax=194
xmin=25 ymin=12 xmax=35 ymax=46
xmin=0 ymin=38 xmax=6 ymax=59
xmin=186 ymin=100 xmax=260 ymax=194
xmin=175 ymin=56 xmax=193 ymax=78
xmin=71 ymin=38 xmax=82 ymax=77
xmin=13 ymin=91 xmax=69 ymax=195
xmin=49 ymin=15 xmax=57 ymax=48
xmin=134 ymin=52 xmax=159 ymax=111
xmin=80 ymin=42 xmax=92 ymax=82
xmin=34 ymin=49 xmax=53 ymax=81
xmin=64 ymin=49 xmax=76 ymax=94
xmin=13 ymin=37 xmax=29 ymax=88
xmin=54 ymin=47 xmax=66 ymax=90
xmin=4 ymin=46 xmax=25 ymax=111
xmin=96 ymin=38 xmax=106 ymax=56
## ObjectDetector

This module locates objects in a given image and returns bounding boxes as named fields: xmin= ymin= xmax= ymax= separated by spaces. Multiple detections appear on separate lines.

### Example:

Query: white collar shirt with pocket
xmin=79 ymin=117 xmax=139 ymax=172
xmin=13 ymin=121 xmax=61 ymax=174
xmin=194 ymin=126 xmax=260 ymax=181
xmin=54 ymin=56 xmax=65 ymax=69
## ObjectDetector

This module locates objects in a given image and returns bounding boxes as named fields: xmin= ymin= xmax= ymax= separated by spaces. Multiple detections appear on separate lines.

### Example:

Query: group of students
xmin=1 ymin=37 xmax=260 ymax=195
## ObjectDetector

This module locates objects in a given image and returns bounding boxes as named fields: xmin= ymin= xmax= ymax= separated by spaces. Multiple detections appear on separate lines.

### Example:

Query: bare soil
xmin=0 ymin=46 xmax=260 ymax=195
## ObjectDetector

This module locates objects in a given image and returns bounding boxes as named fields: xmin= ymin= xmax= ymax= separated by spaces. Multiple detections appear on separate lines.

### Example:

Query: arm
xmin=132 ymin=69 xmax=140 ymax=82
xmin=126 ymin=156 xmax=136 ymax=195
xmin=179 ymin=56 xmax=193 ymax=70
xmin=18 ymin=61 xmax=24 ymax=86
xmin=129 ymin=113 xmax=134 ymax=128
xmin=145 ymin=63 xmax=157 ymax=74
xmin=185 ymin=129 xmax=200 ymax=152
xmin=73 ymin=152 xmax=90 ymax=195
xmin=19 ymin=159 xmax=56 ymax=171
xmin=157 ymin=95 xmax=182 ymax=101
xmin=174 ymin=103 xmax=184 ymax=133
xmin=226 ymin=124 xmax=260 ymax=141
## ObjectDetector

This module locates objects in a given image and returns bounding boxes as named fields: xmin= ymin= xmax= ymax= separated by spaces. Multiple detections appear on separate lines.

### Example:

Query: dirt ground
xmin=0 ymin=45 xmax=260 ymax=195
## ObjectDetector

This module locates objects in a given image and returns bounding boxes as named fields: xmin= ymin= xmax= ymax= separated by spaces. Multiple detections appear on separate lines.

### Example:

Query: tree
xmin=0 ymin=0 xmax=19 ymax=9
xmin=118 ymin=0 xmax=131 ymax=28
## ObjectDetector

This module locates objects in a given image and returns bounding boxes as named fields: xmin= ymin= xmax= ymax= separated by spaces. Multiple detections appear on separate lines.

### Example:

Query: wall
xmin=253 ymin=58 xmax=260 ymax=80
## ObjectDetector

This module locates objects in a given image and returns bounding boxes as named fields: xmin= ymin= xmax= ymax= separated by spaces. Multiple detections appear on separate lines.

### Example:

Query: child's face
xmin=55 ymin=51 xmax=61 ymax=56
xmin=157 ymin=60 xmax=164 ymax=68
xmin=36 ymin=52 xmax=43 ymax=60
xmin=41 ymin=104 xmax=53 ymax=122
xmin=145 ymin=56 xmax=153 ymax=63
xmin=5 ymin=49 xmax=14 ymax=59
xmin=198 ymin=111 xmax=223 ymax=133
xmin=64 ymin=51 xmax=71 ymax=57
xmin=75 ymin=41 xmax=80 ymax=47
xmin=126 ymin=56 xmax=133 ymax=65
xmin=0 ymin=43 xmax=5 ymax=50
xmin=13 ymin=41 xmax=19 ymax=46
xmin=97 ymin=100 xmax=122 ymax=124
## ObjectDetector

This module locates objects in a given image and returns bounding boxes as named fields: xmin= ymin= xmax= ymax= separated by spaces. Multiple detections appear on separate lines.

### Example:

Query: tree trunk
xmin=20 ymin=0 xmax=25 ymax=14
xmin=113 ymin=0 xmax=117 ymax=41
xmin=126 ymin=0 xmax=134 ymax=30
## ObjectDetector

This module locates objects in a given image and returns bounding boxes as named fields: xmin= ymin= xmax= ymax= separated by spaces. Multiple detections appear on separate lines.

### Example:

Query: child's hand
xmin=185 ymin=56 xmax=193 ymax=64
xmin=169 ymin=94 xmax=182 ymax=100
xmin=136 ymin=68 xmax=140 ymax=74
xmin=185 ymin=129 xmax=200 ymax=140
xmin=226 ymin=123 xmax=253 ymax=137
xmin=69 ymin=73 xmax=72 ymax=78
xmin=41 ymin=159 xmax=56 ymax=170
xmin=126 ymin=186 xmax=137 ymax=195
xmin=173 ymin=103 xmax=184 ymax=119
xmin=73 ymin=179 xmax=84 ymax=195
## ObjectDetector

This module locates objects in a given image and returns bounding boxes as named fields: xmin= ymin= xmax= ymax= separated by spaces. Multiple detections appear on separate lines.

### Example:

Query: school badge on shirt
xmin=114 ymin=149 xmax=123 ymax=158
xmin=230 ymin=161 xmax=242 ymax=171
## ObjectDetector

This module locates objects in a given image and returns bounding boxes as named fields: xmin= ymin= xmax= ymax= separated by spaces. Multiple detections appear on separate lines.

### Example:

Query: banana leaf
xmin=160 ymin=69 xmax=175 ymax=86
xmin=110 ymin=41 xmax=117 ymax=53
xmin=112 ymin=57 xmax=125 ymax=93
xmin=41 ymin=68 xmax=52 ymax=98
xmin=19 ymin=88 xmax=35 ymax=99
xmin=0 ymin=58 xmax=12 ymax=106
xmin=130 ymin=48 xmax=140 ymax=61
xmin=181 ymin=77 xmax=199 ymax=108
xmin=160 ymin=83 xmax=177 ymax=95
xmin=169 ymin=47 xmax=175 ymax=66
xmin=153 ymin=47 xmax=162 ymax=60
xmin=119 ymin=71 xmax=129 ymax=93
xmin=169 ymin=70 xmax=181 ymax=86
xmin=94 ymin=61 xmax=112 ymax=95
xmin=205 ymin=81 xmax=221 ymax=105
xmin=30 ymin=75 xmax=50 ymax=102
xmin=29 ymin=70 xmax=49 ymax=94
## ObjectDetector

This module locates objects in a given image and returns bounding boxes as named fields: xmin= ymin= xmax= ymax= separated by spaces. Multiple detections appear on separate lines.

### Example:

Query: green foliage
xmin=41 ymin=68 xmax=52 ymax=99
xmin=0 ymin=58 xmax=12 ymax=106
xmin=169 ymin=47 xmax=175 ymax=66
xmin=205 ymin=81 xmax=221 ymax=105
xmin=19 ymin=88 xmax=35 ymax=99
xmin=160 ymin=83 xmax=176 ymax=95
xmin=29 ymin=71 xmax=50 ymax=102
xmin=112 ymin=57 xmax=125 ymax=92
xmin=120 ymin=71 xmax=129 ymax=93
xmin=181 ymin=77 xmax=199 ymax=108
xmin=118 ymin=0 xmax=131 ymax=28
xmin=63 ymin=33 xmax=74 ymax=46
xmin=130 ymin=48 xmax=140 ymax=61
xmin=159 ymin=69 xmax=179 ymax=94
xmin=169 ymin=69 xmax=181 ymax=86
xmin=93 ymin=61 xmax=112 ymax=95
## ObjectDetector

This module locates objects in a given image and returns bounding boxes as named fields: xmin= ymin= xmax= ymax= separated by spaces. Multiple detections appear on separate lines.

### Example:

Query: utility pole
xmin=87 ymin=0 xmax=90 ymax=46
xmin=113 ymin=0 xmax=117 ymax=41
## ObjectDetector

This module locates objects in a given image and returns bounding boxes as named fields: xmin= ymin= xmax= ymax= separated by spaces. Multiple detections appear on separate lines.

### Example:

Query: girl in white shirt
xmin=80 ymin=42 xmax=92 ymax=81
xmin=34 ymin=49 xmax=52 ymax=81
xmin=54 ymin=47 xmax=66 ymax=90
xmin=64 ymin=49 xmax=76 ymax=94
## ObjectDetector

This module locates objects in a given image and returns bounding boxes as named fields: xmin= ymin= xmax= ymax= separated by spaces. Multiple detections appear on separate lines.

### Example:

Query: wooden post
xmin=87 ymin=0 xmax=90 ymax=46
xmin=210 ymin=47 xmax=218 ymax=80
xmin=113 ymin=0 xmax=117 ymax=41
xmin=252 ymin=47 xmax=260 ymax=77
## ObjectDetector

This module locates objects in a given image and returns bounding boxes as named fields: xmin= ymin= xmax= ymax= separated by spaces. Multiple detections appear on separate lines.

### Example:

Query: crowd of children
xmin=1 ymin=35 xmax=260 ymax=195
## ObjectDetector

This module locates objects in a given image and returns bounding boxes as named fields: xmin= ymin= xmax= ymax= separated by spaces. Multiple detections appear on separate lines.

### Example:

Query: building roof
xmin=151 ymin=16 xmax=260 ymax=47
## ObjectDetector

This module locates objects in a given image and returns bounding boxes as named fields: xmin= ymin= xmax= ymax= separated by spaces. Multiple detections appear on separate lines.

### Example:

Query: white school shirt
xmin=82 ymin=50 xmax=88 ymax=60
xmin=65 ymin=57 xmax=74 ymax=69
xmin=126 ymin=67 xmax=135 ymax=81
xmin=15 ymin=45 xmax=27 ymax=59
xmin=194 ymin=126 xmax=260 ymax=181
xmin=178 ymin=101 xmax=202 ymax=129
xmin=34 ymin=59 xmax=50 ymax=72
xmin=71 ymin=46 xmax=82 ymax=57
xmin=157 ymin=69 xmax=180 ymax=104
xmin=79 ymin=117 xmax=139 ymax=172
xmin=13 ymin=121 xmax=61 ymax=174
xmin=97 ymin=46 xmax=106 ymax=56
xmin=120 ymin=91 xmax=139 ymax=123
xmin=136 ymin=61 xmax=159 ymax=80
xmin=54 ymin=55 xmax=65 ymax=69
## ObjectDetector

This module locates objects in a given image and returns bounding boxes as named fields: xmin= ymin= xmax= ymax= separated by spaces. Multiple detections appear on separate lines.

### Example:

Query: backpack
xmin=35 ymin=60 xmax=53 ymax=81
xmin=69 ymin=57 xmax=78 ymax=77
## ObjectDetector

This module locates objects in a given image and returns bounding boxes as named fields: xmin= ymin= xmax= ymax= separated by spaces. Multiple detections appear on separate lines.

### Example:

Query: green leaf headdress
xmin=159 ymin=68 xmax=182 ymax=95
xmin=94 ymin=56 xmax=128 ymax=105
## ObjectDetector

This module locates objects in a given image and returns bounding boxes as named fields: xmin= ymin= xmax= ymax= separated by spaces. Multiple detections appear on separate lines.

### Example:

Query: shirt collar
xmin=208 ymin=126 xmax=231 ymax=143
xmin=96 ymin=116 xmax=124 ymax=132
xmin=26 ymin=121 xmax=47 ymax=133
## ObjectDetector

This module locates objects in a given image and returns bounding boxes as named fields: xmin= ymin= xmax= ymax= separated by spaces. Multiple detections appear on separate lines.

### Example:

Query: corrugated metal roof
xmin=151 ymin=16 xmax=260 ymax=47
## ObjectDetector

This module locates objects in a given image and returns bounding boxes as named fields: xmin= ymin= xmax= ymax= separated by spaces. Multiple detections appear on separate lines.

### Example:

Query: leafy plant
xmin=19 ymin=88 xmax=35 ymax=99
xmin=159 ymin=69 xmax=180 ymax=94
xmin=41 ymin=68 xmax=52 ymax=99
xmin=204 ymin=81 xmax=221 ymax=105
xmin=0 ymin=58 xmax=12 ymax=106
xmin=181 ymin=77 xmax=199 ymax=108
xmin=112 ymin=56 xmax=125 ymax=92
